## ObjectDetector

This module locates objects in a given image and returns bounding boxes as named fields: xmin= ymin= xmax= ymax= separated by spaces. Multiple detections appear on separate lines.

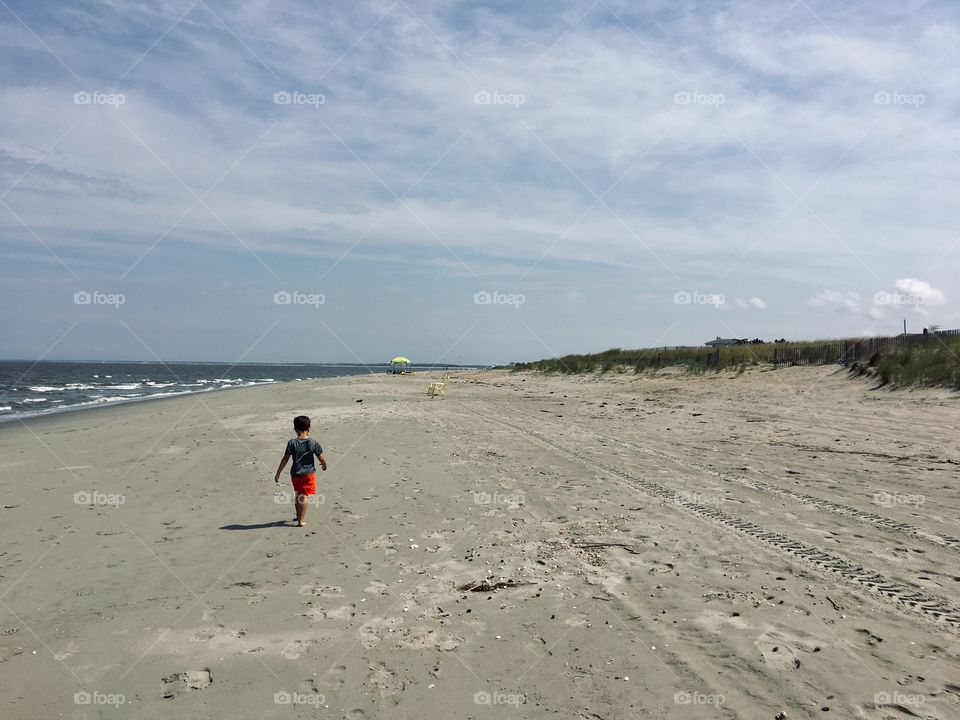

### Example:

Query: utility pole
xmin=903 ymin=318 xmax=907 ymax=335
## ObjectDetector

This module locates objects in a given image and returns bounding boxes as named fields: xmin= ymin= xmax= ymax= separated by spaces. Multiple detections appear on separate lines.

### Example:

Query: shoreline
xmin=0 ymin=372 xmax=393 ymax=427
xmin=0 ymin=362 xmax=483 ymax=427
xmin=0 ymin=369 xmax=455 ymax=431
xmin=0 ymin=380 xmax=282 ymax=426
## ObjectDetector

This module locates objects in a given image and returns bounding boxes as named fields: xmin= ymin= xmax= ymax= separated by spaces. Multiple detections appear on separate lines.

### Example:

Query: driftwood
xmin=457 ymin=579 xmax=532 ymax=592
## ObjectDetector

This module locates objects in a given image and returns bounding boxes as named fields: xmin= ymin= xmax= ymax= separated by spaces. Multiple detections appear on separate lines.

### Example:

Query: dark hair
xmin=293 ymin=415 xmax=311 ymax=432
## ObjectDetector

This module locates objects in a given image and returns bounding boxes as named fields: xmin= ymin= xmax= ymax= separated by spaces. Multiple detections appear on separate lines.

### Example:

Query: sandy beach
xmin=1 ymin=367 xmax=959 ymax=719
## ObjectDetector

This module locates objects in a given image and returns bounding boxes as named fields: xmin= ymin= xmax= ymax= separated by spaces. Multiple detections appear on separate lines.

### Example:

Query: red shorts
xmin=291 ymin=473 xmax=316 ymax=496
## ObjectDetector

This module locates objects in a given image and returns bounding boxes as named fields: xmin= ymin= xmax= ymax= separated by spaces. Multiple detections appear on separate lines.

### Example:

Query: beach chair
xmin=427 ymin=374 xmax=449 ymax=398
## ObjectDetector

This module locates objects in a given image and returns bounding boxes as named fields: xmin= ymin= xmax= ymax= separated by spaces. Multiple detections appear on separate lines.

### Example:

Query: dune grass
xmin=516 ymin=335 xmax=960 ymax=389
xmin=855 ymin=335 xmax=960 ymax=388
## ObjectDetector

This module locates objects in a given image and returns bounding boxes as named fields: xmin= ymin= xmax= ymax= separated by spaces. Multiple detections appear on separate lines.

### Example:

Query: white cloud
xmin=808 ymin=290 xmax=862 ymax=313
xmin=1 ymin=0 xmax=959 ymax=359
xmin=893 ymin=278 xmax=946 ymax=305
xmin=733 ymin=296 xmax=766 ymax=309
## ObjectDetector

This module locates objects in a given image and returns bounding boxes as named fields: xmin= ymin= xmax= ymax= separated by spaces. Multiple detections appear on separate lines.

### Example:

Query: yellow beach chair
xmin=427 ymin=374 xmax=450 ymax=398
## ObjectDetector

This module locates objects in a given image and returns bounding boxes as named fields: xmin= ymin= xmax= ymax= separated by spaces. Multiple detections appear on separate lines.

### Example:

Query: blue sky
xmin=0 ymin=0 xmax=956 ymax=364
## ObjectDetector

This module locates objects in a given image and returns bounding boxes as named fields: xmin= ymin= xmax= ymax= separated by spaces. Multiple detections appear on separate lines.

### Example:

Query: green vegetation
xmin=516 ymin=341 xmax=831 ymax=374
xmin=854 ymin=335 xmax=960 ymax=388
xmin=516 ymin=334 xmax=960 ymax=389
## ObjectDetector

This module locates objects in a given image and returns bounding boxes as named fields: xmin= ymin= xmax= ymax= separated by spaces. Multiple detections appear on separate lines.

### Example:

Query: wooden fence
xmin=769 ymin=330 xmax=960 ymax=369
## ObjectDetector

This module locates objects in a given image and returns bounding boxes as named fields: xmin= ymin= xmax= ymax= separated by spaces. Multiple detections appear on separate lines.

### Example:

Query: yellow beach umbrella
xmin=391 ymin=356 xmax=411 ymax=364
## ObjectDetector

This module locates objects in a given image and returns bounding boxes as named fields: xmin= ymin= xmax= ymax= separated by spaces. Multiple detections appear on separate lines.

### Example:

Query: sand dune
xmin=0 ymin=366 xmax=958 ymax=718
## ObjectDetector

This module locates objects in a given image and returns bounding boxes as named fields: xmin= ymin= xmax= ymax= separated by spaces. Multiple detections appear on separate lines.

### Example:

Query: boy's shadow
xmin=220 ymin=519 xmax=291 ymax=530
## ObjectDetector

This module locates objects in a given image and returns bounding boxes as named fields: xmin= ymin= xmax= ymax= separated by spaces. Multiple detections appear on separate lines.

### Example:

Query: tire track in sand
xmin=457 ymin=400 xmax=960 ymax=631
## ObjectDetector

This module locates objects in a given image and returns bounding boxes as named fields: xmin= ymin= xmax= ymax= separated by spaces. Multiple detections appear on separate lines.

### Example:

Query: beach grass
xmin=517 ymin=335 xmax=960 ymax=389
xmin=855 ymin=334 xmax=960 ymax=387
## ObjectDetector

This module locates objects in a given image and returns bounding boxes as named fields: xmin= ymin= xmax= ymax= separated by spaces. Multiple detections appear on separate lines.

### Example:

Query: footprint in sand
xmin=298 ymin=583 xmax=344 ymax=598
xmin=363 ymin=581 xmax=391 ymax=597
xmin=397 ymin=628 xmax=461 ymax=651
xmin=358 ymin=617 xmax=402 ymax=649
xmin=282 ymin=639 xmax=317 ymax=659
xmin=326 ymin=664 xmax=348 ymax=688
xmin=368 ymin=662 xmax=405 ymax=699
xmin=305 ymin=605 xmax=356 ymax=622
xmin=162 ymin=669 xmax=212 ymax=698
xmin=361 ymin=534 xmax=398 ymax=552
xmin=326 ymin=604 xmax=357 ymax=620
xmin=754 ymin=632 xmax=805 ymax=670
xmin=54 ymin=640 xmax=80 ymax=661
xmin=563 ymin=612 xmax=591 ymax=628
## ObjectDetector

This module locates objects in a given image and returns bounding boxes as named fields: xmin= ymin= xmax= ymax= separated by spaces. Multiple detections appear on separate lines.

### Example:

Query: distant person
xmin=273 ymin=415 xmax=327 ymax=527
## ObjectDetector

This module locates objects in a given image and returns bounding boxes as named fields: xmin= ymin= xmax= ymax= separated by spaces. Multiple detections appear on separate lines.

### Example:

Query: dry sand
xmin=1 ymin=366 xmax=959 ymax=719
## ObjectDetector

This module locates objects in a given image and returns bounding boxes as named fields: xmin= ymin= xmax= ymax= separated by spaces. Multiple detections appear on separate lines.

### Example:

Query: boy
xmin=274 ymin=415 xmax=327 ymax=527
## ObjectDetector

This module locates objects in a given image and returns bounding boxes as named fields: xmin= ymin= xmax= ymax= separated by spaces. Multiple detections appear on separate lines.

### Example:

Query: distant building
xmin=705 ymin=336 xmax=740 ymax=347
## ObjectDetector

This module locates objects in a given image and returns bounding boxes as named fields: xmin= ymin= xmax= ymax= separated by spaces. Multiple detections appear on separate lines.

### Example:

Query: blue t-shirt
xmin=286 ymin=437 xmax=323 ymax=476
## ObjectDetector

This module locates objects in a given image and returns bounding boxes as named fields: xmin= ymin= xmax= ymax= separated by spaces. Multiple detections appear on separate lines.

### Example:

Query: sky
xmin=0 ymin=0 xmax=957 ymax=365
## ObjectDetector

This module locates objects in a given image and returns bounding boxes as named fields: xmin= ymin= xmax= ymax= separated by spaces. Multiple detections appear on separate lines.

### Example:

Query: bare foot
xmin=297 ymin=521 xmax=306 ymax=527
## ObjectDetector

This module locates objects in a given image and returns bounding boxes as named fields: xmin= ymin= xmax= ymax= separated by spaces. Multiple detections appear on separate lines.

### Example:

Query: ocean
xmin=0 ymin=361 xmax=469 ymax=423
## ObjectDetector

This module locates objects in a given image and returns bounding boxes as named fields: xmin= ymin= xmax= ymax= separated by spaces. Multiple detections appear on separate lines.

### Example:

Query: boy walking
xmin=274 ymin=415 xmax=327 ymax=527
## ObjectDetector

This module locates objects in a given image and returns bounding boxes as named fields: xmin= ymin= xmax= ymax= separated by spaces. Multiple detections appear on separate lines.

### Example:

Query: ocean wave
xmin=28 ymin=386 xmax=61 ymax=392
xmin=2 ymin=375 xmax=314 ymax=423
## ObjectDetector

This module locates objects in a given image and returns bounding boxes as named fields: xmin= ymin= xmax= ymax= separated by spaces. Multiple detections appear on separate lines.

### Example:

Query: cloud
xmin=813 ymin=280 xmax=946 ymax=327
xmin=1 ymin=1 xmax=959 ymax=360
xmin=734 ymin=297 xmax=766 ymax=309
xmin=893 ymin=278 xmax=946 ymax=305
xmin=808 ymin=290 xmax=862 ymax=313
